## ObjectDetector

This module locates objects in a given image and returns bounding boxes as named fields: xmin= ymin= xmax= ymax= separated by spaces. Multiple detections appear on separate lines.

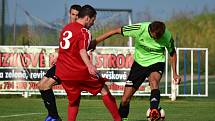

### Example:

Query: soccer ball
xmin=146 ymin=107 xmax=165 ymax=121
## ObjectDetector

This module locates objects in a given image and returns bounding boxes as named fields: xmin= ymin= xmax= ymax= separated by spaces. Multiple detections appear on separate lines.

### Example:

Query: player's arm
xmin=168 ymin=38 xmax=181 ymax=84
xmin=88 ymin=23 xmax=142 ymax=51
xmin=80 ymin=49 xmax=97 ymax=75
xmin=95 ymin=23 xmax=142 ymax=43
xmin=95 ymin=27 xmax=121 ymax=44
xmin=87 ymin=27 xmax=121 ymax=51
xmin=169 ymin=49 xmax=177 ymax=78
xmin=79 ymin=28 xmax=97 ymax=75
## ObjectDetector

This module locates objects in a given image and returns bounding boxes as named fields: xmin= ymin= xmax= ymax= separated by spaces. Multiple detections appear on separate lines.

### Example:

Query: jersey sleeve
xmin=78 ymin=28 xmax=91 ymax=50
xmin=121 ymin=23 xmax=144 ymax=38
xmin=165 ymin=37 xmax=175 ymax=55
xmin=161 ymin=29 xmax=175 ymax=55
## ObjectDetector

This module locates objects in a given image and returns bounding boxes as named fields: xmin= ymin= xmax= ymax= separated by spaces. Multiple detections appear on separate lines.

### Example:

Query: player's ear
xmin=84 ymin=16 xmax=90 ymax=23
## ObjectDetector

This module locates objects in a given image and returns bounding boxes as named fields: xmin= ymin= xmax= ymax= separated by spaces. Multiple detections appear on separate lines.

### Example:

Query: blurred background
xmin=0 ymin=0 xmax=215 ymax=74
xmin=0 ymin=1 xmax=215 ymax=120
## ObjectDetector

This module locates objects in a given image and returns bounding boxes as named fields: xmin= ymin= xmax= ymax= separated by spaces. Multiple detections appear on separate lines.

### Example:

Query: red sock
xmin=102 ymin=94 xmax=121 ymax=121
xmin=68 ymin=98 xmax=80 ymax=121
xmin=68 ymin=105 xmax=79 ymax=121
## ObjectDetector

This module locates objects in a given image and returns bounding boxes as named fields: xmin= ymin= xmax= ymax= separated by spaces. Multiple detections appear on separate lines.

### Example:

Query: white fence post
xmin=171 ymin=48 xmax=208 ymax=100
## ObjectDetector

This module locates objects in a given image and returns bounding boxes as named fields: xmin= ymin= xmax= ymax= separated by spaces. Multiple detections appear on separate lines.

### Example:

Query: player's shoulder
xmin=132 ymin=22 xmax=150 ymax=30
xmin=135 ymin=22 xmax=150 ymax=32
xmin=81 ymin=27 xmax=90 ymax=33
xmin=122 ymin=22 xmax=147 ymax=32
xmin=63 ymin=22 xmax=73 ymax=28
xmin=163 ymin=28 xmax=172 ymax=38
xmin=160 ymin=28 xmax=172 ymax=42
xmin=65 ymin=22 xmax=82 ymax=28
xmin=138 ymin=21 xmax=151 ymax=27
xmin=62 ymin=22 xmax=83 ymax=33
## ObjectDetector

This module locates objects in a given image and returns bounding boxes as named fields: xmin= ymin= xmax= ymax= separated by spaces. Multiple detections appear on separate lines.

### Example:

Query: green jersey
xmin=122 ymin=22 xmax=175 ymax=67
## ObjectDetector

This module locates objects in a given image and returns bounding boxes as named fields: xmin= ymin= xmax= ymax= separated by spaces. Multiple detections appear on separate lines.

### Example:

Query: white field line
xmin=0 ymin=112 xmax=44 ymax=118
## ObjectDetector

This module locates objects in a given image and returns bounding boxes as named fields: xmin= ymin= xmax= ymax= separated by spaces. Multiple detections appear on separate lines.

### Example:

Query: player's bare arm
xmin=80 ymin=49 xmax=97 ymax=75
xmin=88 ymin=27 xmax=121 ymax=51
xmin=169 ymin=49 xmax=181 ymax=84
xmin=95 ymin=27 xmax=121 ymax=44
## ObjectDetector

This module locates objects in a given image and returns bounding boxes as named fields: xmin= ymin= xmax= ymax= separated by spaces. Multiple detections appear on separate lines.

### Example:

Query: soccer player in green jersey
xmin=90 ymin=21 xmax=181 ymax=121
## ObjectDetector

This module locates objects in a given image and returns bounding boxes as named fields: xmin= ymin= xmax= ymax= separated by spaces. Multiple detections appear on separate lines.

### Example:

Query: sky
xmin=6 ymin=0 xmax=215 ymax=24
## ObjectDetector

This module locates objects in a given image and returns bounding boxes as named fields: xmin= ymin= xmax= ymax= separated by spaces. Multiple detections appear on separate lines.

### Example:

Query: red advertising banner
xmin=0 ymin=46 xmax=150 ymax=96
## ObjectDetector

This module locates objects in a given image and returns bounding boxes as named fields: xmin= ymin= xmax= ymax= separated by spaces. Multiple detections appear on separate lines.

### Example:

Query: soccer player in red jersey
xmin=55 ymin=5 xmax=121 ymax=121
xmin=37 ymin=5 xmax=81 ymax=121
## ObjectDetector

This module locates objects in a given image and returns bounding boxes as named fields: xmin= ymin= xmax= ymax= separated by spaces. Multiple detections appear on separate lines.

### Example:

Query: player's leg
xmin=148 ymin=72 xmax=162 ymax=121
xmin=38 ymin=76 xmax=56 ymax=90
xmin=148 ymin=72 xmax=161 ymax=109
xmin=81 ymin=75 xmax=121 ymax=121
xmin=67 ymin=96 xmax=80 ymax=121
xmin=149 ymin=72 xmax=161 ymax=121
xmin=119 ymin=85 xmax=137 ymax=120
xmin=100 ymin=84 xmax=121 ymax=121
xmin=119 ymin=61 xmax=148 ymax=120
xmin=37 ymin=65 xmax=61 ymax=120
xmin=61 ymin=80 xmax=81 ymax=121
xmin=38 ymin=78 xmax=61 ymax=120
xmin=148 ymin=62 xmax=165 ymax=121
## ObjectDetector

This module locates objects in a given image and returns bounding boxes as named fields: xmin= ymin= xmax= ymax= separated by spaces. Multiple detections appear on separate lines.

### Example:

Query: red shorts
xmin=61 ymin=74 xmax=109 ymax=105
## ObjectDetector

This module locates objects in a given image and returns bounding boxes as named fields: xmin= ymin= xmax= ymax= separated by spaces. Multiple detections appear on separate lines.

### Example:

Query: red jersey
xmin=56 ymin=22 xmax=91 ymax=80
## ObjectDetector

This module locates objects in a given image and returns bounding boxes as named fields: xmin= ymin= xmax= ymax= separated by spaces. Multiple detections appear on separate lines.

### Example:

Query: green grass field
xmin=0 ymin=78 xmax=215 ymax=121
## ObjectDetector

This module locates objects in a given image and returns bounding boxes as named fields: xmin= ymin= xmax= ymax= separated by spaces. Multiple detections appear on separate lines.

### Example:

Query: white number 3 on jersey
xmin=60 ymin=31 xmax=72 ymax=49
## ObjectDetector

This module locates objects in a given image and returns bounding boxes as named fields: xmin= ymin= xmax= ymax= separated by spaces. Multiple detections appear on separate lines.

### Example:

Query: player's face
xmin=69 ymin=9 xmax=79 ymax=23
xmin=150 ymin=31 xmax=164 ymax=40
xmin=86 ymin=16 xmax=96 ymax=29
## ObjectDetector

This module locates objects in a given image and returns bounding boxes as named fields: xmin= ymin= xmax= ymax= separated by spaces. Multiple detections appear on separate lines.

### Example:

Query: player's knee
xmin=100 ymin=90 xmax=108 ymax=96
xmin=37 ymin=83 xmax=47 ymax=90
xmin=100 ymin=84 xmax=110 ymax=96
xmin=37 ymin=80 xmax=49 ymax=90
xmin=121 ymin=96 xmax=131 ymax=106
xmin=69 ymin=97 xmax=80 ymax=107
xmin=37 ymin=81 xmax=43 ymax=90
xmin=149 ymin=79 xmax=159 ymax=89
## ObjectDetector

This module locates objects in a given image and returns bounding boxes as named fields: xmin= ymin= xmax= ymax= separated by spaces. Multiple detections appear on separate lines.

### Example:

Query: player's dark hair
xmin=78 ymin=5 xmax=97 ymax=19
xmin=149 ymin=21 xmax=166 ymax=39
xmin=69 ymin=4 xmax=81 ymax=13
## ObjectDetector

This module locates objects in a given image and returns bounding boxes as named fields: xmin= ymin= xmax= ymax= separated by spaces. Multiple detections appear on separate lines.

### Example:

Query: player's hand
xmin=173 ymin=75 xmax=181 ymax=85
xmin=87 ymin=64 xmax=97 ymax=75
xmin=87 ymin=39 xmax=97 ymax=51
